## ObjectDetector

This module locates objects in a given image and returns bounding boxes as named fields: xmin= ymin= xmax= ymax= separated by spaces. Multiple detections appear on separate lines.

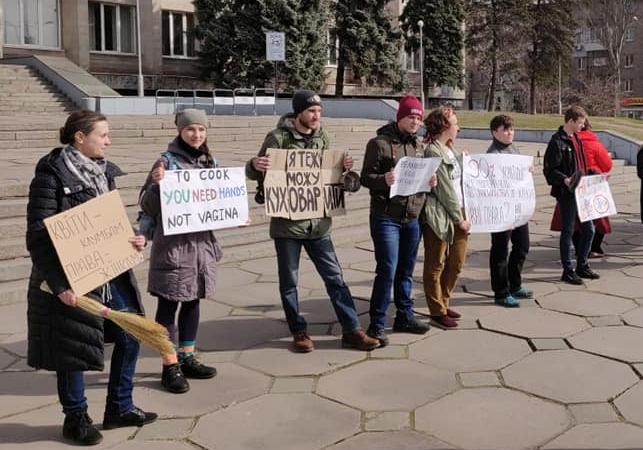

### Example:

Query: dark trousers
xmin=489 ymin=223 xmax=530 ymax=298
xmin=559 ymin=195 xmax=594 ymax=272
xmin=57 ymin=277 xmax=140 ymax=416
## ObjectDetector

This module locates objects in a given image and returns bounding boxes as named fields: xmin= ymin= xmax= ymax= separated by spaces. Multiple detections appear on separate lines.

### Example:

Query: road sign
xmin=266 ymin=32 xmax=285 ymax=61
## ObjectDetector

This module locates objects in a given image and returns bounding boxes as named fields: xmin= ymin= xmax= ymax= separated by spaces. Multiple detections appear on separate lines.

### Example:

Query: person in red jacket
xmin=551 ymin=119 xmax=613 ymax=256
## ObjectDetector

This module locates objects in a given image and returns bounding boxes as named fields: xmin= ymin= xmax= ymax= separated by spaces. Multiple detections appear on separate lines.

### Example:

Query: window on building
xmin=577 ymin=57 xmax=586 ymax=71
xmin=625 ymin=27 xmax=634 ymax=42
xmin=624 ymin=79 xmax=633 ymax=92
xmin=88 ymin=1 xmax=136 ymax=53
xmin=327 ymin=29 xmax=339 ymax=66
xmin=162 ymin=10 xmax=198 ymax=58
xmin=404 ymin=49 xmax=420 ymax=72
xmin=3 ymin=0 xmax=59 ymax=47
xmin=624 ymin=54 xmax=634 ymax=68
xmin=592 ymin=57 xmax=607 ymax=67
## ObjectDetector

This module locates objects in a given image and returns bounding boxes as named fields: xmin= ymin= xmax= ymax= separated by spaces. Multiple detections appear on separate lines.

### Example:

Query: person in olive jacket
xmin=139 ymin=109 xmax=219 ymax=394
xmin=246 ymin=90 xmax=379 ymax=353
xmin=26 ymin=111 xmax=156 ymax=446
xmin=360 ymin=95 xmax=433 ymax=346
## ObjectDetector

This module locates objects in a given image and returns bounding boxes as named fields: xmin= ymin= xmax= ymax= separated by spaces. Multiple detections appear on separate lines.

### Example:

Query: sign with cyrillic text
xmin=389 ymin=156 xmax=442 ymax=197
xmin=44 ymin=190 xmax=144 ymax=296
xmin=160 ymin=167 xmax=248 ymax=235
xmin=575 ymin=174 xmax=617 ymax=222
xmin=263 ymin=148 xmax=346 ymax=219
xmin=463 ymin=154 xmax=535 ymax=233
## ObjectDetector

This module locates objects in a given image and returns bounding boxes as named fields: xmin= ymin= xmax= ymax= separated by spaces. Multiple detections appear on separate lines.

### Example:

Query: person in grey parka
xmin=139 ymin=109 xmax=220 ymax=394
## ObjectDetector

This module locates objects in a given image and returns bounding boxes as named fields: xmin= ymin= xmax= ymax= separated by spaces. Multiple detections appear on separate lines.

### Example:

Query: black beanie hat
xmin=292 ymin=90 xmax=322 ymax=115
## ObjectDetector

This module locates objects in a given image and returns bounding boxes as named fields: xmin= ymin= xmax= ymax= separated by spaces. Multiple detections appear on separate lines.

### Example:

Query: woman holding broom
xmin=26 ymin=110 xmax=157 ymax=446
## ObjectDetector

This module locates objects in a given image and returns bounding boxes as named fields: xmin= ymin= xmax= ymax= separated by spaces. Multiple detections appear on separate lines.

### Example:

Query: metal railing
xmin=155 ymin=87 xmax=278 ymax=115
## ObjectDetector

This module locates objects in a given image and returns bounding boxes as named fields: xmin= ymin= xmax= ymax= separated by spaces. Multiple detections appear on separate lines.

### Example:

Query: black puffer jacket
xmin=543 ymin=127 xmax=587 ymax=199
xmin=26 ymin=147 xmax=143 ymax=371
xmin=360 ymin=122 xmax=426 ymax=223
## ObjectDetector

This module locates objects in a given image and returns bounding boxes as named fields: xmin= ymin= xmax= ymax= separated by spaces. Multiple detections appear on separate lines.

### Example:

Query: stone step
xmin=0 ymin=279 xmax=27 ymax=306
xmin=0 ymin=258 xmax=31 ymax=283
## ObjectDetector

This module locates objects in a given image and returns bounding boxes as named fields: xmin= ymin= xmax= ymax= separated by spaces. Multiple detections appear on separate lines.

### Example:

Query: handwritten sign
xmin=575 ymin=174 xmax=617 ymax=222
xmin=263 ymin=148 xmax=346 ymax=219
xmin=463 ymin=154 xmax=535 ymax=233
xmin=160 ymin=167 xmax=248 ymax=235
xmin=44 ymin=190 xmax=144 ymax=296
xmin=390 ymin=156 xmax=441 ymax=198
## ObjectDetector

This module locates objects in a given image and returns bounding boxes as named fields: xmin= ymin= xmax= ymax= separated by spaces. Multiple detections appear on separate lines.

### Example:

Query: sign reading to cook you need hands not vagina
xmin=160 ymin=167 xmax=249 ymax=235
xmin=389 ymin=156 xmax=442 ymax=198
xmin=463 ymin=153 xmax=536 ymax=233
xmin=44 ymin=190 xmax=144 ymax=296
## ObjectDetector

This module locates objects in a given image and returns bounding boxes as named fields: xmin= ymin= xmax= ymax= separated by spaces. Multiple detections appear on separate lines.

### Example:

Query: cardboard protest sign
xmin=263 ymin=148 xmax=346 ymax=219
xmin=160 ymin=167 xmax=248 ymax=235
xmin=44 ymin=190 xmax=144 ymax=296
xmin=463 ymin=154 xmax=536 ymax=233
xmin=575 ymin=174 xmax=617 ymax=222
xmin=389 ymin=156 xmax=442 ymax=198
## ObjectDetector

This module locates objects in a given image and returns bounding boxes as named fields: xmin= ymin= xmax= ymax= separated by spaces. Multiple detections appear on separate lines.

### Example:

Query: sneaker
xmin=392 ymin=317 xmax=430 ymax=334
xmin=494 ymin=295 xmax=520 ymax=307
xmin=63 ymin=411 xmax=103 ymax=446
xmin=366 ymin=327 xmax=389 ymax=347
xmin=161 ymin=363 xmax=190 ymax=394
xmin=180 ymin=355 xmax=217 ymax=379
xmin=576 ymin=266 xmax=600 ymax=279
xmin=293 ymin=332 xmax=314 ymax=353
xmin=432 ymin=315 xmax=459 ymax=328
xmin=510 ymin=287 xmax=533 ymax=299
xmin=561 ymin=271 xmax=584 ymax=285
xmin=446 ymin=308 xmax=461 ymax=319
xmin=341 ymin=329 xmax=380 ymax=351
xmin=103 ymin=406 xmax=158 ymax=430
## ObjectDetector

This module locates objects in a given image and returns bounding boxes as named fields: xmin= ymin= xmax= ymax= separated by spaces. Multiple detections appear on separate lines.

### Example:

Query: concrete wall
xmin=0 ymin=2 xmax=3 ymax=59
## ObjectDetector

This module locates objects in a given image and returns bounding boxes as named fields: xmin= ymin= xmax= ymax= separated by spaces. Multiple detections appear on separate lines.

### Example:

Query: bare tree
xmin=581 ymin=0 xmax=638 ymax=116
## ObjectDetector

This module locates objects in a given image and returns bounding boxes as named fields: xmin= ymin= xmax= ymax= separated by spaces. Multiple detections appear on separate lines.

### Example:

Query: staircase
xmin=0 ymin=64 xmax=75 ymax=115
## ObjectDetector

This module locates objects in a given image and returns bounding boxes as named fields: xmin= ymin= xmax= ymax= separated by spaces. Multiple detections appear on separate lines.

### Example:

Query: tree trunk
xmin=487 ymin=50 xmax=497 ymax=111
xmin=335 ymin=40 xmax=347 ymax=98
xmin=614 ymin=67 xmax=621 ymax=117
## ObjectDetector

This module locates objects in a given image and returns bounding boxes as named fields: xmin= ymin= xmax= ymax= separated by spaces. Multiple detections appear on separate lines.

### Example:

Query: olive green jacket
xmin=421 ymin=140 xmax=464 ymax=243
xmin=246 ymin=114 xmax=332 ymax=239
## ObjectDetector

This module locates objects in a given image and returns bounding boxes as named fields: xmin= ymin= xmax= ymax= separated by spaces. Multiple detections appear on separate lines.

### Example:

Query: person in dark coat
xmin=139 ymin=109 xmax=219 ymax=394
xmin=26 ymin=110 xmax=157 ymax=446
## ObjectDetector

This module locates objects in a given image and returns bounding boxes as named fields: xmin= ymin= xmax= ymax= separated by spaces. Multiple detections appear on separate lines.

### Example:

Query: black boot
xmin=62 ymin=411 xmax=103 ymax=446
xmin=180 ymin=355 xmax=217 ymax=379
xmin=161 ymin=363 xmax=190 ymax=393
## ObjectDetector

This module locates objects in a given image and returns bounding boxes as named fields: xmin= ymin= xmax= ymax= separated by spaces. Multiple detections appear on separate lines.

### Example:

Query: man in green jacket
xmin=246 ymin=90 xmax=379 ymax=353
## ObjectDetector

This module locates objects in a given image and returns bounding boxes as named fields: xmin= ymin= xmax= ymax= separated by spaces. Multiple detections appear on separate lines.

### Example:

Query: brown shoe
xmin=446 ymin=308 xmax=461 ymax=319
xmin=293 ymin=332 xmax=314 ymax=353
xmin=341 ymin=330 xmax=380 ymax=351
xmin=432 ymin=315 xmax=459 ymax=328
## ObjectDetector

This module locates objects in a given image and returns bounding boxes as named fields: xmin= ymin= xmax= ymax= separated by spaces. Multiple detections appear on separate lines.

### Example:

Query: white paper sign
xmin=160 ymin=167 xmax=249 ymax=235
xmin=574 ymin=174 xmax=617 ymax=222
xmin=266 ymin=32 xmax=286 ymax=61
xmin=389 ymin=156 xmax=442 ymax=198
xmin=463 ymin=154 xmax=536 ymax=233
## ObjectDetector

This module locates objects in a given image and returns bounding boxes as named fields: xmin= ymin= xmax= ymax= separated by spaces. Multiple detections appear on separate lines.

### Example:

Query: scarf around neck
xmin=61 ymin=145 xmax=109 ymax=195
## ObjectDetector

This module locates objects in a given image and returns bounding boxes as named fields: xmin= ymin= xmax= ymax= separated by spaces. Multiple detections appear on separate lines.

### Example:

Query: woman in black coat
xmin=26 ymin=110 xmax=157 ymax=445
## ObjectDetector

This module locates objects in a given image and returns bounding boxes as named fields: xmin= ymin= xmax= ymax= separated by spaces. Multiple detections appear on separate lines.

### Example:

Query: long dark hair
xmin=59 ymin=110 xmax=107 ymax=145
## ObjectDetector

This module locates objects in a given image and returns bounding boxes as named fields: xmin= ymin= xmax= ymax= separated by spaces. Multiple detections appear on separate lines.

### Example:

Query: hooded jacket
xmin=246 ymin=113 xmax=332 ymax=239
xmin=360 ymin=122 xmax=426 ymax=223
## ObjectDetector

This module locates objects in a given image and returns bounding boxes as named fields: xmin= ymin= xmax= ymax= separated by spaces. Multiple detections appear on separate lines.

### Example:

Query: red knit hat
xmin=397 ymin=95 xmax=424 ymax=122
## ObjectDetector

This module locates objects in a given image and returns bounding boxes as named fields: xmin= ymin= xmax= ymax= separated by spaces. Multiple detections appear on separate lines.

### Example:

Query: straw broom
xmin=41 ymin=281 xmax=175 ymax=357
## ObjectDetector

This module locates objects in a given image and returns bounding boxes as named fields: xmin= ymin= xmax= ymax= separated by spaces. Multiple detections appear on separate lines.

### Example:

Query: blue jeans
xmin=559 ymin=195 xmax=595 ymax=273
xmin=368 ymin=214 xmax=421 ymax=331
xmin=57 ymin=276 xmax=140 ymax=416
xmin=274 ymin=236 xmax=360 ymax=334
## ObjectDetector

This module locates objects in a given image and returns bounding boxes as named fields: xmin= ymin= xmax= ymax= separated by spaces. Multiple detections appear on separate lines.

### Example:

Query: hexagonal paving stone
xmin=0 ymin=303 xmax=27 ymax=335
xmin=111 ymin=441 xmax=195 ymax=450
xmin=409 ymin=329 xmax=531 ymax=372
xmin=196 ymin=316 xmax=290 ymax=351
xmin=587 ymin=275 xmax=643 ymax=299
xmin=480 ymin=308 xmax=589 ymax=338
xmin=622 ymin=265 xmax=643 ymax=279
xmin=191 ymin=393 xmax=360 ymax=450
xmin=0 ymin=348 xmax=16 ymax=369
xmin=216 ymin=266 xmax=259 ymax=289
xmin=541 ymin=423 xmax=643 ymax=449
xmin=238 ymin=336 xmax=367 ymax=376
xmin=0 ymin=371 xmax=59 ymax=418
xmin=569 ymin=326 xmax=643 ymax=363
xmin=317 ymin=359 xmax=457 ymax=411
xmin=538 ymin=291 xmax=637 ymax=317
xmin=264 ymin=296 xmax=369 ymax=325
xmin=134 ymin=362 xmax=270 ymax=417
xmin=215 ymin=282 xmax=282 ymax=308
xmin=327 ymin=431 xmax=455 ymax=450
xmin=415 ymin=387 xmax=569 ymax=450
xmin=502 ymin=350 xmax=637 ymax=403
xmin=614 ymin=381 xmax=643 ymax=426
xmin=622 ymin=307 xmax=643 ymax=328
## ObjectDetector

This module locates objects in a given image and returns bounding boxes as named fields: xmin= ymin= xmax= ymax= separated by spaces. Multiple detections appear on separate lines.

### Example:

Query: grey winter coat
xmin=140 ymin=137 xmax=223 ymax=301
